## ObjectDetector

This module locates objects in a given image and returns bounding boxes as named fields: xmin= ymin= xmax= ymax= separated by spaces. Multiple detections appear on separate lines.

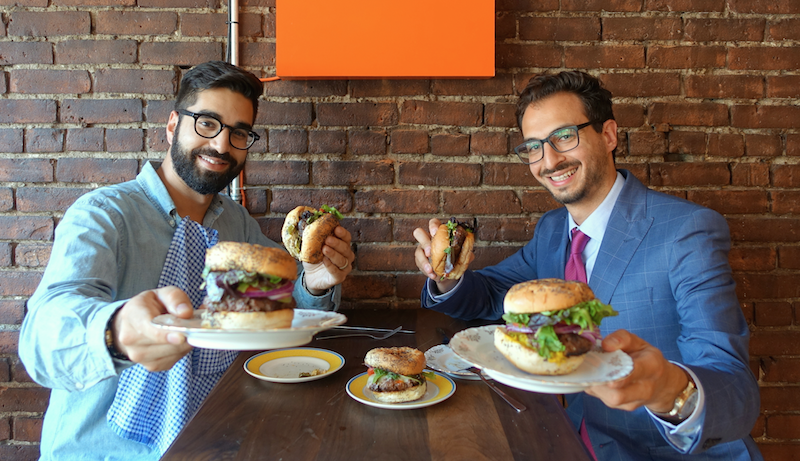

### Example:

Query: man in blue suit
xmin=414 ymin=71 xmax=762 ymax=460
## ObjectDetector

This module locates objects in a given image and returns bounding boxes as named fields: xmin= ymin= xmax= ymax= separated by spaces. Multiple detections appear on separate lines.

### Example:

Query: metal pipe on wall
xmin=228 ymin=0 xmax=244 ymax=206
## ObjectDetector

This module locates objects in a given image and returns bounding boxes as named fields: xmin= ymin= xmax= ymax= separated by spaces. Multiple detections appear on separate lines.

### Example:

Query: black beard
xmin=170 ymin=124 xmax=245 ymax=195
xmin=538 ymin=161 xmax=598 ymax=205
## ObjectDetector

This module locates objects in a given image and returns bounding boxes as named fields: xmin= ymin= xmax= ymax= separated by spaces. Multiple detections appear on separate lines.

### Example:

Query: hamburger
xmin=494 ymin=279 xmax=618 ymax=375
xmin=364 ymin=347 xmax=433 ymax=403
xmin=200 ymin=242 xmax=297 ymax=330
xmin=430 ymin=217 xmax=475 ymax=280
xmin=281 ymin=205 xmax=343 ymax=264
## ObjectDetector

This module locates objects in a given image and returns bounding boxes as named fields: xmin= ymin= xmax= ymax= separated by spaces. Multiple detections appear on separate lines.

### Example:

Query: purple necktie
xmin=565 ymin=228 xmax=590 ymax=283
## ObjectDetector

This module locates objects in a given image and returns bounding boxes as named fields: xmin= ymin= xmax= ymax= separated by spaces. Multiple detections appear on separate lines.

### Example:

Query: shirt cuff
xmin=646 ymin=362 xmax=706 ymax=452
xmin=426 ymin=277 xmax=464 ymax=302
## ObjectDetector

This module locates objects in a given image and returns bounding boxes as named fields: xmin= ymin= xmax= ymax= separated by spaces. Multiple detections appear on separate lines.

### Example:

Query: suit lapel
xmin=589 ymin=171 xmax=653 ymax=304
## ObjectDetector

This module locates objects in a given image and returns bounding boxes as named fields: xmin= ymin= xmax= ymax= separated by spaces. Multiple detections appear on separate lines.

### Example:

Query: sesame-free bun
xmin=201 ymin=308 xmax=294 ymax=330
xmin=370 ymin=380 xmax=427 ymax=404
xmin=430 ymin=224 xmax=474 ymax=280
xmin=205 ymin=242 xmax=297 ymax=280
xmin=503 ymin=278 xmax=595 ymax=315
xmin=281 ymin=206 xmax=340 ymax=264
xmin=494 ymin=326 xmax=585 ymax=375
xmin=365 ymin=347 xmax=426 ymax=376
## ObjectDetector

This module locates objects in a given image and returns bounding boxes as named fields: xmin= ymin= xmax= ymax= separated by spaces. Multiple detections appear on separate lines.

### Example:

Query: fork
xmin=315 ymin=326 xmax=403 ymax=340
xmin=467 ymin=366 xmax=527 ymax=412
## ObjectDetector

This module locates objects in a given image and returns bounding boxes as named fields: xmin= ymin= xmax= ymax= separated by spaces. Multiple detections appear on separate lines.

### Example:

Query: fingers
xmin=428 ymin=218 xmax=442 ymax=236
xmin=601 ymin=329 xmax=646 ymax=353
xmin=153 ymin=286 xmax=194 ymax=318
xmin=322 ymin=228 xmax=354 ymax=272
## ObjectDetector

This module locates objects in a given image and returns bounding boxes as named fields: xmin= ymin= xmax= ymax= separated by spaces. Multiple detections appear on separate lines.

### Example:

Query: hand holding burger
xmin=364 ymin=347 xmax=434 ymax=403
xmin=494 ymin=279 xmax=618 ymax=375
xmin=429 ymin=217 xmax=475 ymax=280
xmin=282 ymin=205 xmax=344 ymax=264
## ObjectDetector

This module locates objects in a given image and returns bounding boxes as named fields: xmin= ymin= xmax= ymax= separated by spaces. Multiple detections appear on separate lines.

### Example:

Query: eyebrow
xmin=194 ymin=110 xmax=253 ymax=131
xmin=523 ymin=123 xmax=580 ymax=142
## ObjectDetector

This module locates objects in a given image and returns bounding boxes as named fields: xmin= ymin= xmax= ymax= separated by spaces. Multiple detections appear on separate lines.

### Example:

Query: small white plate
xmin=346 ymin=371 xmax=456 ymax=410
xmin=424 ymin=344 xmax=480 ymax=380
xmin=450 ymin=325 xmax=633 ymax=394
xmin=244 ymin=348 xmax=344 ymax=383
xmin=151 ymin=309 xmax=347 ymax=350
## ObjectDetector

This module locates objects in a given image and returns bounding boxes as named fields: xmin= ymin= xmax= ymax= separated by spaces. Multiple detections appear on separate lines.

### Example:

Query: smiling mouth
xmin=548 ymin=166 xmax=578 ymax=182
xmin=198 ymin=153 xmax=229 ymax=166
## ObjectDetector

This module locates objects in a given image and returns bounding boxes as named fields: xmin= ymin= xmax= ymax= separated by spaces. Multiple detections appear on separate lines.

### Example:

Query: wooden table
xmin=163 ymin=309 xmax=592 ymax=461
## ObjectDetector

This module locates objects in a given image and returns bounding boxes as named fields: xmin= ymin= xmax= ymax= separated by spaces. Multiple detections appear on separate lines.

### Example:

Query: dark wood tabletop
xmin=162 ymin=308 xmax=592 ymax=461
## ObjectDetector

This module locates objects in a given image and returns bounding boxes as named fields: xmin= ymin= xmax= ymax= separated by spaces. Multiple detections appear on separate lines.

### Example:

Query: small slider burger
xmin=495 ymin=279 xmax=618 ymax=375
xmin=282 ymin=205 xmax=343 ymax=264
xmin=430 ymin=217 xmax=475 ymax=280
xmin=200 ymin=242 xmax=297 ymax=330
xmin=364 ymin=347 xmax=434 ymax=403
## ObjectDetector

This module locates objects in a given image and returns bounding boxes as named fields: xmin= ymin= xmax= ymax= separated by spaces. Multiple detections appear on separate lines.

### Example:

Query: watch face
xmin=678 ymin=388 xmax=699 ymax=420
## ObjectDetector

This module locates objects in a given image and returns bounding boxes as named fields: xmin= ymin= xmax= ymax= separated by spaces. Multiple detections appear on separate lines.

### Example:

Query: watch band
xmin=105 ymin=311 xmax=130 ymax=361
xmin=652 ymin=372 xmax=698 ymax=424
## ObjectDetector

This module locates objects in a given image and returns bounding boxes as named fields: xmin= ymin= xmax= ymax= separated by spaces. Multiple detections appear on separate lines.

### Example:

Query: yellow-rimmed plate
xmin=345 ymin=371 xmax=456 ymax=410
xmin=244 ymin=347 xmax=344 ymax=383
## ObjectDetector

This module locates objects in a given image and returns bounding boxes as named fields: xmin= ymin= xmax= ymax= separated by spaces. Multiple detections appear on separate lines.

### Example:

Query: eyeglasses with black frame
xmin=513 ymin=121 xmax=596 ymax=164
xmin=178 ymin=110 xmax=260 ymax=150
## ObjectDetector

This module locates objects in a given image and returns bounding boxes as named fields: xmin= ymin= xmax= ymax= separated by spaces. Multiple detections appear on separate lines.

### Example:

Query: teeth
xmin=551 ymin=167 xmax=577 ymax=182
xmin=200 ymin=155 xmax=225 ymax=165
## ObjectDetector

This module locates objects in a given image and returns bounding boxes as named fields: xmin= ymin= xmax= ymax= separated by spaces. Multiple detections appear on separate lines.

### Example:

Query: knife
xmin=333 ymin=325 xmax=415 ymax=334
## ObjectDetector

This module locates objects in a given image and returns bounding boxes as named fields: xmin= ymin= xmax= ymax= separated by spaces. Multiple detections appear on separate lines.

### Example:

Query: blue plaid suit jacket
xmin=423 ymin=170 xmax=762 ymax=460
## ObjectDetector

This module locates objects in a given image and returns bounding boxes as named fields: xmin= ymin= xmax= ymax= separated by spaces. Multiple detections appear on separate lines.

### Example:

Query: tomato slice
xmin=366 ymin=367 xmax=374 ymax=375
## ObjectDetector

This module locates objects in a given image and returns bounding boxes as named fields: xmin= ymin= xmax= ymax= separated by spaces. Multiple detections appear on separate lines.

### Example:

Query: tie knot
xmin=570 ymin=228 xmax=590 ymax=255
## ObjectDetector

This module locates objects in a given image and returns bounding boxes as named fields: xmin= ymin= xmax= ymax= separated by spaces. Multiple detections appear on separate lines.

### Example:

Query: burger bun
xmin=430 ymin=223 xmax=474 ymax=280
xmin=364 ymin=347 xmax=425 ymax=376
xmin=370 ymin=380 xmax=427 ymax=404
xmin=503 ymin=278 xmax=595 ymax=315
xmin=201 ymin=307 xmax=294 ymax=330
xmin=281 ymin=206 xmax=340 ymax=264
xmin=205 ymin=242 xmax=297 ymax=281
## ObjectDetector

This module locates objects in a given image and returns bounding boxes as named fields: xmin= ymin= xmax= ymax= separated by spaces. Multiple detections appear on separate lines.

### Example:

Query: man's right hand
xmin=413 ymin=218 xmax=461 ymax=295
xmin=112 ymin=286 xmax=194 ymax=372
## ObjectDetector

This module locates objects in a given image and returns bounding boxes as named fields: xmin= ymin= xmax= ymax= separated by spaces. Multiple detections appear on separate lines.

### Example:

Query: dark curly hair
xmin=175 ymin=61 xmax=263 ymax=122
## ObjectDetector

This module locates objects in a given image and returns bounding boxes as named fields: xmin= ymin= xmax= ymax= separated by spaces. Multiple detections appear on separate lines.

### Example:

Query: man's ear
xmin=602 ymin=119 xmax=618 ymax=154
xmin=166 ymin=111 xmax=179 ymax=146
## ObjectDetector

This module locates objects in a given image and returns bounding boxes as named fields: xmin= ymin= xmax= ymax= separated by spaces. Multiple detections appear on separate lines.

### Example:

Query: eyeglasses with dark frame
xmin=178 ymin=110 xmax=260 ymax=150
xmin=513 ymin=121 xmax=596 ymax=164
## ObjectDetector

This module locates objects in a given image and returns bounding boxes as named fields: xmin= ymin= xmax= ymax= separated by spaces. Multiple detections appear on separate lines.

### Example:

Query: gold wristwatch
xmin=105 ymin=311 xmax=130 ymax=361
xmin=652 ymin=373 xmax=698 ymax=425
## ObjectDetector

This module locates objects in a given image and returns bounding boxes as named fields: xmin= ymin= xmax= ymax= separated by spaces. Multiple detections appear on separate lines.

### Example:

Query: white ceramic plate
xmin=346 ymin=371 xmax=456 ymax=410
xmin=244 ymin=348 xmax=345 ymax=383
xmin=424 ymin=344 xmax=480 ymax=380
xmin=449 ymin=325 xmax=634 ymax=394
xmin=151 ymin=309 xmax=347 ymax=350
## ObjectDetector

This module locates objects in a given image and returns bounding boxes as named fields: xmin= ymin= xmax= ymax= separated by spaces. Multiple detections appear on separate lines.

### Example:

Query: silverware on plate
xmin=332 ymin=326 xmax=415 ymax=334
xmin=316 ymin=326 xmax=403 ymax=340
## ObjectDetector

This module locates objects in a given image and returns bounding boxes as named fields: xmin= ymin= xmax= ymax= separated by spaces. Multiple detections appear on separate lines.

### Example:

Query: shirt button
xmin=75 ymin=382 xmax=84 ymax=390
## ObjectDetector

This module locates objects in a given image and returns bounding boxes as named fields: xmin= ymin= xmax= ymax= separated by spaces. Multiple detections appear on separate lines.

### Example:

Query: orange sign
xmin=276 ymin=0 xmax=495 ymax=78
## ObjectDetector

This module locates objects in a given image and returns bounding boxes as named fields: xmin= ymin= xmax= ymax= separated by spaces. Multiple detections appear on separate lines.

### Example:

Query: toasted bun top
xmin=504 ymin=278 xmax=595 ymax=314
xmin=205 ymin=242 xmax=298 ymax=280
xmin=364 ymin=347 xmax=425 ymax=376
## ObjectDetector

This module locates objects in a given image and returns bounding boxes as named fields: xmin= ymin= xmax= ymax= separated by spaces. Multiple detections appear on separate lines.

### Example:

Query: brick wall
xmin=1 ymin=0 xmax=798 ymax=459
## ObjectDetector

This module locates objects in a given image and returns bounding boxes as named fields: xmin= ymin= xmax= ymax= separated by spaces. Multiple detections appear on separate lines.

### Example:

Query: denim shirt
xmin=19 ymin=161 xmax=339 ymax=460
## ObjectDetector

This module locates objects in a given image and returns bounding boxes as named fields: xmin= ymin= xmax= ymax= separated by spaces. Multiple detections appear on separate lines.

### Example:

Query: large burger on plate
xmin=200 ymin=242 xmax=297 ymax=330
xmin=494 ymin=279 xmax=618 ymax=375
xmin=364 ymin=347 xmax=432 ymax=403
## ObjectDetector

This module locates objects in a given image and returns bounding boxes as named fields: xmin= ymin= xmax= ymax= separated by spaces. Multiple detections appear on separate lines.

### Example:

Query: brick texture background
xmin=1 ymin=1 xmax=798 ymax=459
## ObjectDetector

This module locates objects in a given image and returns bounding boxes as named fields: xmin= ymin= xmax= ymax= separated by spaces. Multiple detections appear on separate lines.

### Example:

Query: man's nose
xmin=209 ymin=127 xmax=233 ymax=154
xmin=540 ymin=141 xmax=565 ymax=170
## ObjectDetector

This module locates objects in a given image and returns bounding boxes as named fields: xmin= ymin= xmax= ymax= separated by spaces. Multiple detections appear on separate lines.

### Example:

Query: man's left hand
xmin=585 ymin=329 xmax=689 ymax=413
xmin=302 ymin=226 xmax=354 ymax=294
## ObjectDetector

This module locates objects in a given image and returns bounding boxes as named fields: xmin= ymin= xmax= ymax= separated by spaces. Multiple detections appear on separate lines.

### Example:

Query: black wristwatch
xmin=105 ymin=310 xmax=130 ymax=361
xmin=652 ymin=373 xmax=698 ymax=425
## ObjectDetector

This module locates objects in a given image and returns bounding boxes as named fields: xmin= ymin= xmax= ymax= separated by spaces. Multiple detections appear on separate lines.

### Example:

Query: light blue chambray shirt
xmin=19 ymin=161 xmax=339 ymax=460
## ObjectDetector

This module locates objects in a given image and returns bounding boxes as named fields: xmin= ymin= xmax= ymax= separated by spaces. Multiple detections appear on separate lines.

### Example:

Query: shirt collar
xmin=567 ymin=171 xmax=625 ymax=242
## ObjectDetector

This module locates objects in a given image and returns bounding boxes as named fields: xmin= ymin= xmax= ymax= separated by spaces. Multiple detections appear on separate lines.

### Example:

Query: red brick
xmin=355 ymin=190 xmax=438 ymax=214
xmin=248 ymin=129 xmax=268 ymax=154
xmin=613 ymin=104 xmax=646 ymax=128
xmin=340 ymin=218 xmax=392 ymax=243
xmin=12 ymin=360 xmax=33 ymax=383
xmin=729 ymin=0 xmax=800 ymax=14
xmin=392 ymin=218 xmax=434 ymax=243
xmin=7 ymin=11 xmax=90 ymax=36
xmin=762 ymin=357 xmax=800 ymax=382
xmin=745 ymin=134 xmax=783 ymax=157
xmin=566 ymin=45 xmax=645 ymax=69
xmin=145 ymin=100 xmax=173 ymax=124
xmin=0 ymin=129 xmax=22 ymax=153
xmin=729 ymin=217 xmax=800 ymax=244
xmin=628 ymin=131 xmax=667 ymax=156
xmin=495 ymin=11 xmax=516 ymax=40
xmin=348 ymin=130 xmax=386 ymax=155
xmin=256 ymin=102 xmax=313 ymax=126
xmin=684 ymin=18 xmax=765 ymax=41
xmin=478 ymin=217 xmax=537 ymax=242
xmin=483 ymin=162 xmax=533 ymax=187
xmin=731 ymin=163 xmax=769 ymax=187
xmin=767 ymin=76 xmax=800 ymax=98
xmin=432 ymin=75 xmax=514 ymax=96
xmin=563 ymin=0 xmax=641 ymax=10
xmin=473 ymin=245 xmax=522 ymax=269
xmin=685 ymin=75 xmax=764 ymax=99
xmin=0 ymin=41 xmax=52 ymax=64
xmin=0 ymin=189 xmax=11 ymax=212
xmin=56 ymin=159 xmax=137 ymax=184
xmin=317 ymin=103 xmax=398 ymax=127
xmin=55 ymin=40 xmax=136 ymax=64
xmin=751 ymin=330 xmax=800 ymax=358
xmin=0 ymin=445 xmax=40 ymax=460
xmin=770 ymin=18 xmax=800 ymax=40
xmin=243 ymin=161 xmax=308 ymax=185
xmin=356 ymin=245 xmax=416 ymax=271
xmin=139 ymin=0 xmax=215 ymax=6
xmin=668 ymin=131 xmax=706 ymax=155
xmin=147 ymin=128 xmax=169 ymax=152
xmin=496 ymin=43 xmax=562 ymax=69
xmin=0 ymin=417 xmax=7 ymax=441
xmin=15 ymin=243 xmax=51 ymax=268
xmin=267 ymin=129 xmax=307 ymax=154
xmin=755 ymin=302 xmax=794 ymax=327
xmin=65 ymin=127 xmax=103 ymax=152
xmin=470 ymin=132 xmax=509 ymax=156
xmin=773 ymin=192 xmax=800 ymax=215
xmin=649 ymin=103 xmax=728 ymax=127
xmin=239 ymin=42 xmax=275 ymax=67
xmin=647 ymin=46 xmax=726 ymax=69
xmin=779 ymin=246 xmax=800 ymax=270
xmin=16 ymin=187 xmax=88 ymax=213
xmin=687 ymin=190 xmax=768 ymax=214
xmin=0 ymin=159 xmax=53 ymax=182
xmin=0 ymin=216 xmax=53 ymax=240
xmin=758 ymin=444 xmax=800 ymax=461
xmin=773 ymin=165 xmax=800 ymax=187
xmin=650 ymin=163 xmax=730 ymax=187
xmin=400 ymin=100 xmax=482 ymax=127
xmin=95 ymin=10 xmax=177 ymax=35
xmin=767 ymin=415 xmax=800 ymax=439
xmin=350 ymin=80 xmax=430 ymax=98
xmin=140 ymin=42 xmax=222 ymax=65
xmin=12 ymin=416 xmax=43 ymax=442
xmin=264 ymin=80 xmax=347 ymax=98
xmin=270 ymin=189 xmax=352 ymax=214
xmin=61 ymin=99 xmax=142 ymax=124
xmin=789 ymin=135 xmax=800 ymax=156
xmin=264 ymin=11 xmax=275 ymax=37
xmin=106 ymin=129 xmax=144 ymax=152
xmin=0 ymin=386 xmax=49 ymax=411
xmin=53 ymin=0 xmax=135 ymax=4
xmin=732 ymin=105 xmax=800 ymax=129
xmin=728 ymin=247 xmax=776 ymax=271
xmin=95 ymin=69 xmax=176 ymax=94
xmin=708 ymin=133 xmax=745 ymax=157
xmin=520 ymin=17 xmax=600 ymax=41
xmin=391 ymin=130 xmax=428 ymax=154
xmin=0 ymin=242 xmax=9 ymax=266
xmin=398 ymin=163 xmax=481 ymax=187
xmin=602 ymin=17 xmax=681 ymax=40
xmin=431 ymin=134 xmax=470 ymax=156
xmin=751 ymin=414 xmax=765 ymax=438
xmin=646 ymin=0 xmax=725 ymax=11
xmin=312 ymin=161 xmax=394 ymax=186
xmin=496 ymin=0 xmax=559 ymax=11
xmin=341 ymin=275 xmax=394 ymax=300
xmin=181 ymin=12 xmax=229 ymax=36
xmin=729 ymin=47 xmax=800 ymax=71
xmin=485 ymin=103 xmax=517 ymax=128
xmin=396 ymin=274 xmax=426 ymax=299
xmin=243 ymin=189 xmax=267 ymax=214
xmin=600 ymin=73 xmax=680 ymax=98
xmin=443 ymin=190 xmax=521 ymax=214
xmin=308 ymin=131 xmax=346 ymax=154
xmin=25 ymin=129 xmax=64 ymax=153
xmin=0 ymin=100 xmax=56 ymax=123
